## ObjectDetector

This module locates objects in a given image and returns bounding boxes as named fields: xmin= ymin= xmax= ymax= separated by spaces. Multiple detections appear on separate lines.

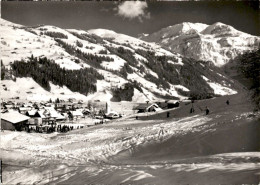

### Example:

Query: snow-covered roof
xmin=1 ymin=111 xmax=30 ymax=124
xmin=27 ymin=110 xmax=37 ymax=116
xmin=70 ymin=110 xmax=83 ymax=117
xmin=133 ymin=103 xmax=153 ymax=110
xmin=19 ymin=107 xmax=32 ymax=111
xmin=36 ymin=110 xmax=46 ymax=118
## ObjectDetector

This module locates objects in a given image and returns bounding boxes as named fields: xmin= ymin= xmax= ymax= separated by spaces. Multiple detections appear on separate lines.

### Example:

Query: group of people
xmin=26 ymin=124 xmax=83 ymax=133
xmin=189 ymin=99 xmax=230 ymax=115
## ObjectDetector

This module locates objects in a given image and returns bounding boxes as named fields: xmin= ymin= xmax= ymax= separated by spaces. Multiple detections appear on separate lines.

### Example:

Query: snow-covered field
xmin=1 ymin=93 xmax=259 ymax=184
xmin=1 ymin=77 xmax=90 ymax=101
xmin=201 ymin=75 xmax=237 ymax=95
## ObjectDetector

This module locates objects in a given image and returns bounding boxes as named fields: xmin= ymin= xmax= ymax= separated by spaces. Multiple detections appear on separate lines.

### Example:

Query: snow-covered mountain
xmin=140 ymin=22 xmax=260 ymax=66
xmin=0 ymin=19 xmax=237 ymax=102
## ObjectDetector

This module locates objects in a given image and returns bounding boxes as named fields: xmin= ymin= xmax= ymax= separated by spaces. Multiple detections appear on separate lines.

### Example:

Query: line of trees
xmin=55 ymin=39 xmax=114 ymax=68
xmin=44 ymin=31 xmax=68 ymax=39
xmin=239 ymin=48 xmax=260 ymax=109
xmin=111 ymin=83 xmax=135 ymax=102
xmin=69 ymin=31 xmax=104 ymax=45
xmin=11 ymin=56 xmax=104 ymax=95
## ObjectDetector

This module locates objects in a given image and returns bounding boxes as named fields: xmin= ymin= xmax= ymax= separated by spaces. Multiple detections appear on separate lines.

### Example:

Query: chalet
xmin=78 ymin=100 xmax=84 ymax=104
xmin=55 ymin=103 xmax=65 ymax=111
xmin=49 ymin=109 xmax=65 ymax=121
xmin=19 ymin=107 xmax=32 ymax=114
xmin=26 ymin=110 xmax=38 ymax=117
xmin=166 ymin=100 xmax=180 ymax=109
xmin=69 ymin=98 xmax=76 ymax=103
xmin=83 ymin=108 xmax=91 ymax=115
xmin=68 ymin=110 xmax=83 ymax=120
xmin=32 ymin=103 xmax=40 ymax=109
xmin=35 ymin=110 xmax=47 ymax=119
xmin=105 ymin=111 xmax=121 ymax=119
xmin=1 ymin=111 xmax=30 ymax=131
xmin=35 ymin=107 xmax=65 ymax=124
xmin=45 ymin=103 xmax=55 ymax=108
xmin=4 ymin=104 xmax=14 ymax=110
xmin=23 ymin=103 xmax=33 ymax=108
xmin=34 ymin=110 xmax=48 ymax=125
xmin=133 ymin=103 xmax=162 ymax=113
xmin=156 ymin=100 xmax=180 ymax=109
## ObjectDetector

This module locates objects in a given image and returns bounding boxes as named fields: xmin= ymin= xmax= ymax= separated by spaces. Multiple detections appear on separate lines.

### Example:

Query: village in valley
xmin=1 ymin=97 xmax=180 ymax=133
xmin=1 ymin=1 xmax=260 ymax=184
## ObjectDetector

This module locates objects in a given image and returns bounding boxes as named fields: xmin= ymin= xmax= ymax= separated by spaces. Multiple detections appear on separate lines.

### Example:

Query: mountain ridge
xmin=1 ymin=19 xmax=240 ymax=102
xmin=140 ymin=22 xmax=260 ymax=67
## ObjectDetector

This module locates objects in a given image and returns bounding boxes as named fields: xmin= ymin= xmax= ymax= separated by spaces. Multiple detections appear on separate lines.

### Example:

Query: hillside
xmin=1 ymin=19 xmax=238 ymax=102
xmin=141 ymin=22 xmax=260 ymax=67
xmin=1 ymin=87 xmax=259 ymax=184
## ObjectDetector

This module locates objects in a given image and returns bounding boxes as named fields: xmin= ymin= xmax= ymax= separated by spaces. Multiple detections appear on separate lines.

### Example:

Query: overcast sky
xmin=1 ymin=1 xmax=259 ymax=36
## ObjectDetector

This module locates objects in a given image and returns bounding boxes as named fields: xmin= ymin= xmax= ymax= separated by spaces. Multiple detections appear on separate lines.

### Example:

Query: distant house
xmin=26 ymin=110 xmax=38 ymax=117
xmin=48 ymin=109 xmax=65 ymax=121
xmin=35 ymin=108 xmax=65 ymax=124
xmin=166 ymin=100 xmax=180 ymax=109
xmin=78 ymin=100 xmax=84 ymax=104
xmin=55 ymin=103 xmax=64 ymax=111
xmin=35 ymin=110 xmax=47 ymax=119
xmin=83 ymin=109 xmax=91 ymax=115
xmin=18 ymin=107 xmax=32 ymax=114
xmin=133 ymin=103 xmax=162 ymax=113
xmin=4 ymin=104 xmax=14 ymax=110
xmin=69 ymin=98 xmax=76 ymax=103
xmin=68 ymin=110 xmax=83 ymax=120
xmin=34 ymin=110 xmax=48 ymax=125
xmin=156 ymin=100 xmax=180 ymax=109
xmin=1 ymin=111 xmax=30 ymax=131
xmin=105 ymin=111 xmax=121 ymax=119
xmin=32 ymin=103 xmax=41 ymax=109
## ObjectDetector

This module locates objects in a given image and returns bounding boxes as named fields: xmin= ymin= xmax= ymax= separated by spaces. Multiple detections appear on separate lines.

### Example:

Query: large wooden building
xmin=1 ymin=111 xmax=30 ymax=131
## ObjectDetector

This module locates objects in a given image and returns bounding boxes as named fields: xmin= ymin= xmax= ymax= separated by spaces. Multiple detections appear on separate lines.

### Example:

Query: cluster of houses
xmin=1 ymin=99 xmax=91 ymax=132
xmin=1 ymin=98 xmax=180 ymax=132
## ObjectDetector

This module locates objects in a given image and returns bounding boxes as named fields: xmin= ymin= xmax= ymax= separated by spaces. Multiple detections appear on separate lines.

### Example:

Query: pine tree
xmin=1 ymin=60 xmax=5 ymax=80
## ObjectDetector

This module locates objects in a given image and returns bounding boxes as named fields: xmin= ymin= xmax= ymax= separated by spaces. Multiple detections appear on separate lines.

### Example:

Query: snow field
xmin=202 ymin=75 xmax=237 ymax=96
xmin=1 ymin=78 xmax=89 ymax=101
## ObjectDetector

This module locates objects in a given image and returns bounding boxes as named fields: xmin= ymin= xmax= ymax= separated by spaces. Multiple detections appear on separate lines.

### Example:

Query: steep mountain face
xmin=141 ymin=22 xmax=260 ymax=67
xmin=0 ymin=19 xmax=237 ymax=102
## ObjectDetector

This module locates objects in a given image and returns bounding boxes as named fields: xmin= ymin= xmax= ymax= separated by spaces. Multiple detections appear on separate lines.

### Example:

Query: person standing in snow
xmin=167 ymin=112 xmax=170 ymax=118
xmin=226 ymin=100 xmax=230 ymax=105
xmin=205 ymin=106 xmax=210 ymax=115
xmin=190 ymin=107 xmax=195 ymax=113
xmin=158 ymin=127 xmax=164 ymax=137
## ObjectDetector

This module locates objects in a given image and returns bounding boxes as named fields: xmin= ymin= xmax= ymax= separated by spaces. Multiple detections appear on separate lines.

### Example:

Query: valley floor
xmin=1 ymin=90 xmax=260 ymax=184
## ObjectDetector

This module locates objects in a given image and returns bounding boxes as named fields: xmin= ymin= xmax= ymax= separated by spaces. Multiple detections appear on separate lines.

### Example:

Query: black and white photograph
xmin=0 ymin=0 xmax=260 ymax=184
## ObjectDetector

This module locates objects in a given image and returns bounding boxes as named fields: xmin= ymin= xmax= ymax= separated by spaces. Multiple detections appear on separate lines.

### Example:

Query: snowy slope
xmin=1 ymin=78 xmax=90 ymax=102
xmin=141 ymin=22 xmax=260 ymax=66
xmin=1 ymin=18 xmax=238 ymax=102
xmin=88 ymin=28 xmax=176 ymax=57
xmin=0 ymin=20 xmax=83 ymax=70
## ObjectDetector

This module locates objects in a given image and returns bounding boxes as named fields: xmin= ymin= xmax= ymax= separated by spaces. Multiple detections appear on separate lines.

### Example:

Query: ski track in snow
xmin=1 ymin=109 xmax=259 ymax=184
